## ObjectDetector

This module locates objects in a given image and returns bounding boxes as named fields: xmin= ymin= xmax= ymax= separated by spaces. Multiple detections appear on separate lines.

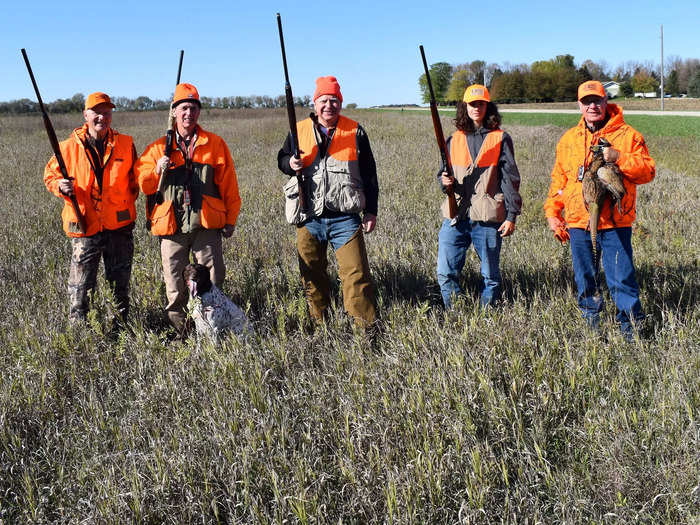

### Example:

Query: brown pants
xmin=160 ymin=229 xmax=224 ymax=332
xmin=296 ymin=225 xmax=376 ymax=325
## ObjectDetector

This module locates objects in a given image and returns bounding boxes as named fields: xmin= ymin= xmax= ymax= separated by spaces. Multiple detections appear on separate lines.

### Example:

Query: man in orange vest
xmin=437 ymin=85 xmax=522 ymax=308
xmin=544 ymin=80 xmax=655 ymax=338
xmin=44 ymin=92 xmax=139 ymax=325
xmin=277 ymin=76 xmax=378 ymax=328
xmin=136 ymin=84 xmax=241 ymax=336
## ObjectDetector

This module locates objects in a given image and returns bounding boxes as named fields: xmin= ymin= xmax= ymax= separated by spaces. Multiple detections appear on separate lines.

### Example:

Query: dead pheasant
xmin=582 ymin=138 xmax=626 ymax=258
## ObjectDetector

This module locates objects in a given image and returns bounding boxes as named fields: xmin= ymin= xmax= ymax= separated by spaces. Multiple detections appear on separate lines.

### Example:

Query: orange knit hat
xmin=313 ymin=76 xmax=343 ymax=102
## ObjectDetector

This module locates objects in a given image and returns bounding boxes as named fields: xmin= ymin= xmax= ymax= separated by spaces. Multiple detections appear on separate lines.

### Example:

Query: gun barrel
xmin=277 ymin=13 xmax=307 ymax=214
xmin=419 ymin=45 xmax=457 ymax=218
xmin=22 ymin=48 xmax=86 ymax=233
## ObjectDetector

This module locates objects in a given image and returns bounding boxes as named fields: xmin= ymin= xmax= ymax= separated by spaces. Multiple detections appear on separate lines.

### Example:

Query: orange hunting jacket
xmin=135 ymin=126 xmax=241 ymax=236
xmin=44 ymin=125 xmax=138 ymax=237
xmin=544 ymin=103 xmax=655 ymax=230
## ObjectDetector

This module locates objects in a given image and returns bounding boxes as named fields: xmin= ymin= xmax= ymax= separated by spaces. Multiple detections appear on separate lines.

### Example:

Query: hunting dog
xmin=184 ymin=263 xmax=252 ymax=343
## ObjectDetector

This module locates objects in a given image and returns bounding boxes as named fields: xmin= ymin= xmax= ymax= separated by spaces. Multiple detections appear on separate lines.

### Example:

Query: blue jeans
xmin=569 ymin=227 xmax=643 ymax=334
xmin=303 ymin=214 xmax=361 ymax=249
xmin=437 ymin=219 xmax=502 ymax=308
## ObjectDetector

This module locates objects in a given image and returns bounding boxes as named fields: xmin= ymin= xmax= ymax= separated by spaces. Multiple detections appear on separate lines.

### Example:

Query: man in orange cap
xmin=544 ymin=80 xmax=655 ymax=338
xmin=44 ymin=92 xmax=139 ymax=325
xmin=277 ymin=75 xmax=379 ymax=329
xmin=136 ymin=83 xmax=241 ymax=336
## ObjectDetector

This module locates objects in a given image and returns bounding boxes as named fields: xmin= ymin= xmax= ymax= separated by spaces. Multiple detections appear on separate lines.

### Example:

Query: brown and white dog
xmin=184 ymin=263 xmax=252 ymax=343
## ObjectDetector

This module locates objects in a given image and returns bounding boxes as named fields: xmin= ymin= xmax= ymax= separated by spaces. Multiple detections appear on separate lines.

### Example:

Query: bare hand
xmin=222 ymin=224 xmax=235 ymax=238
xmin=58 ymin=179 xmax=74 ymax=196
xmin=603 ymin=146 xmax=620 ymax=163
xmin=289 ymin=155 xmax=303 ymax=172
xmin=440 ymin=171 xmax=454 ymax=189
xmin=362 ymin=213 xmax=377 ymax=234
xmin=156 ymin=156 xmax=172 ymax=175
xmin=546 ymin=216 xmax=565 ymax=233
xmin=498 ymin=220 xmax=515 ymax=238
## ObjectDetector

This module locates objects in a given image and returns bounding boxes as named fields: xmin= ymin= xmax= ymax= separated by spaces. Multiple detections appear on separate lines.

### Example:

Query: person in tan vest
xmin=437 ymin=85 xmax=522 ymax=308
xmin=277 ymin=76 xmax=379 ymax=328
xmin=44 ymin=92 xmax=138 ymax=324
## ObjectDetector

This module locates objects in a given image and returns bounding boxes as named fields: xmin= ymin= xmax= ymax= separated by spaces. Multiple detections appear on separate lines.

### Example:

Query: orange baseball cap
xmin=85 ymin=92 xmax=115 ymax=110
xmin=463 ymin=84 xmax=490 ymax=103
xmin=172 ymin=83 xmax=201 ymax=107
xmin=313 ymin=76 xmax=343 ymax=102
xmin=578 ymin=80 xmax=606 ymax=100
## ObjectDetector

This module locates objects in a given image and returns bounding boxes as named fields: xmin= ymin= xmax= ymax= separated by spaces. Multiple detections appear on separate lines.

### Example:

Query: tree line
xmin=419 ymin=55 xmax=700 ymax=104
xmin=0 ymin=93 xmax=315 ymax=115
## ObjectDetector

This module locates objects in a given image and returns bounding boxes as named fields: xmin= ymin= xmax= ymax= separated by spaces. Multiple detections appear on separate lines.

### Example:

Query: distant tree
xmin=688 ymin=70 xmax=700 ymax=97
xmin=620 ymin=81 xmax=633 ymax=97
xmin=71 ymin=93 xmax=85 ymax=111
xmin=445 ymin=69 xmax=471 ymax=103
xmin=491 ymin=69 xmax=526 ymax=103
xmin=346 ymin=103 xmax=358 ymax=109
xmin=418 ymin=62 xmax=453 ymax=104
xmin=631 ymin=71 xmax=659 ymax=94
xmin=666 ymin=70 xmax=680 ymax=96
xmin=134 ymin=96 xmax=153 ymax=111
xmin=580 ymin=59 xmax=609 ymax=80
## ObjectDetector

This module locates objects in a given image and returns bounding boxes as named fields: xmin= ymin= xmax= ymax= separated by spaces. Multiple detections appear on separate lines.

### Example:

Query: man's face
xmin=173 ymin=101 xmax=200 ymax=135
xmin=313 ymin=95 xmax=342 ymax=127
xmin=578 ymin=95 xmax=608 ymax=125
xmin=83 ymin=103 xmax=112 ymax=139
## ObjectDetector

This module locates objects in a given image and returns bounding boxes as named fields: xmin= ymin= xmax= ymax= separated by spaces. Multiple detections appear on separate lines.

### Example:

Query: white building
xmin=603 ymin=81 xmax=620 ymax=98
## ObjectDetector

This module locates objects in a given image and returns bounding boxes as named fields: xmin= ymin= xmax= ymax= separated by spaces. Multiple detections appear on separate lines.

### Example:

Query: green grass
xmin=0 ymin=109 xmax=698 ymax=523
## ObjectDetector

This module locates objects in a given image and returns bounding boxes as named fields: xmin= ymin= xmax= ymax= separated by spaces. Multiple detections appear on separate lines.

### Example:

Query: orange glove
xmin=554 ymin=227 xmax=569 ymax=245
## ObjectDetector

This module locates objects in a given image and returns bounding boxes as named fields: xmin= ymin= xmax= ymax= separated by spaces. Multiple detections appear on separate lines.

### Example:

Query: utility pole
xmin=661 ymin=24 xmax=664 ymax=110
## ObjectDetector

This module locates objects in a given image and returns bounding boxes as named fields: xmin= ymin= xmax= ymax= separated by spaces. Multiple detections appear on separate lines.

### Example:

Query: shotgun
xmin=153 ymin=50 xmax=184 ymax=206
xmin=276 ymin=13 xmax=308 ymax=214
xmin=21 ymin=48 xmax=87 ymax=234
xmin=420 ymin=45 xmax=458 ymax=219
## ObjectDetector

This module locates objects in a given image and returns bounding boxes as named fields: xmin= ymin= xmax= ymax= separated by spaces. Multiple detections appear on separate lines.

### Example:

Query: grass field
xmin=0 ymin=108 xmax=698 ymax=523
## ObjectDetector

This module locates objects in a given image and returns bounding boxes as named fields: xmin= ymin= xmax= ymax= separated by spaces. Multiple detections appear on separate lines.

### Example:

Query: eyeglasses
xmin=580 ymin=99 xmax=605 ymax=107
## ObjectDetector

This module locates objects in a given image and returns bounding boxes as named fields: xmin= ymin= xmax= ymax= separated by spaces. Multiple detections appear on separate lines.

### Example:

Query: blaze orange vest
xmin=294 ymin=115 xmax=364 ymax=218
xmin=445 ymin=130 xmax=504 ymax=222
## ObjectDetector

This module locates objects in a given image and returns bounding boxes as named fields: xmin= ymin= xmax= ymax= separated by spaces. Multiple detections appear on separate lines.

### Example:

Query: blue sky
xmin=4 ymin=0 xmax=698 ymax=107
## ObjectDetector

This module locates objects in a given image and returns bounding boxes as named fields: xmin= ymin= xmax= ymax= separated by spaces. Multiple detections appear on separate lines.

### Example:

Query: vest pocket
xmin=325 ymin=167 xmax=364 ymax=214
xmin=469 ymin=193 xmax=506 ymax=223
xmin=283 ymin=176 xmax=305 ymax=225
xmin=151 ymin=200 xmax=176 ymax=236
xmin=201 ymin=194 xmax=227 ymax=229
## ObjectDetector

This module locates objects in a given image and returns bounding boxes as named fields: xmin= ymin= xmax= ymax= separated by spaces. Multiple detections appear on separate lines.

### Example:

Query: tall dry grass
xmin=0 ymin=108 xmax=697 ymax=523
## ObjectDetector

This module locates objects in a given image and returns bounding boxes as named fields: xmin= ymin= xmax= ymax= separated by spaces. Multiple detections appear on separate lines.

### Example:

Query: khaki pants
xmin=160 ymin=229 xmax=224 ymax=332
xmin=297 ymin=224 xmax=376 ymax=326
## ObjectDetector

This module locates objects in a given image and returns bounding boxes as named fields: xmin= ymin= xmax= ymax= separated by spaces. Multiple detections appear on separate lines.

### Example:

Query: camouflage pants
xmin=68 ymin=226 xmax=134 ymax=322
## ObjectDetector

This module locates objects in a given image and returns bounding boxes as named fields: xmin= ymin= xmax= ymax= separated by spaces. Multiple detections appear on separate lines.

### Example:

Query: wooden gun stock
xmin=21 ymin=48 xmax=87 ymax=234
xmin=420 ymin=45 xmax=458 ymax=219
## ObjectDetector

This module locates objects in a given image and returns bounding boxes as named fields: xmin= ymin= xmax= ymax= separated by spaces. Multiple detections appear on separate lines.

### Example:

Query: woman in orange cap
xmin=436 ymin=84 xmax=522 ymax=308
